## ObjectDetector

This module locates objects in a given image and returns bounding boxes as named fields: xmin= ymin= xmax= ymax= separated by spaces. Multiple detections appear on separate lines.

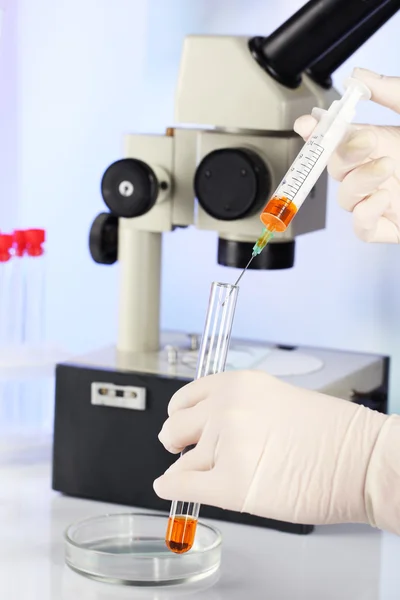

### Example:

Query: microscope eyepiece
xmin=249 ymin=0 xmax=397 ymax=88
xmin=307 ymin=1 xmax=400 ymax=88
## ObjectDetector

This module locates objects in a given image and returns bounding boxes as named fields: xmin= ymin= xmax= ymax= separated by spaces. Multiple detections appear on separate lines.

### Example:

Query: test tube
xmin=11 ymin=230 xmax=27 ymax=346
xmin=165 ymin=282 xmax=239 ymax=554
xmin=0 ymin=234 xmax=13 ymax=345
xmin=24 ymin=229 xmax=46 ymax=345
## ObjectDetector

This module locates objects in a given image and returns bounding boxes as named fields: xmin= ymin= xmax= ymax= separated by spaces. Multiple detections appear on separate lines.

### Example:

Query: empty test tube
xmin=165 ymin=281 xmax=239 ymax=554
xmin=0 ymin=234 xmax=14 ymax=345
xmin=24 ymin=229 xmax=46 ymax=345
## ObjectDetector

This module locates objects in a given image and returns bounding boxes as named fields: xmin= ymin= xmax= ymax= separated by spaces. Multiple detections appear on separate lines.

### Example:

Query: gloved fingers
xmin=160 ymin=444 xmax=212 ymax=477
xmin=311 ymin=107 xmax=326 ymax=121
xmin=328 ymin=128 xmax=377 ymax=181
xmin=353 ymin=189 xmax=400 ymax=243
xmin=353 ymin=68 xmax=400 ymax=114
xmin=337 ymin=156 xmax=395 ymax=212
xmin=153 ymin=468 xmax=215 ymax=504
xmin=168 ymin=372 xmax=228 ymax=416
xmin=159 ymin=402 xmax=208 ymax=453
xmin=293 ymin=112 xmax=361 ymax=144
xmin=357 ymin=216 xmax=400 ymax=244
xmin=154 ymin=429 xmax=220 ymax=502
xmin=366 ymin=125 xmax=400 ymax=163
xmin=293 ymin=114 xmax=318 ymax=141
xmin=167 ymin=379 xmax=207 ymax=417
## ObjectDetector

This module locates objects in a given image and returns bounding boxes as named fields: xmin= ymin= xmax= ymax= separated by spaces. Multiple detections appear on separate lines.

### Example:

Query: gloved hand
xmin=294 ymin=68 xmax=400 ymax=243
xmin=154 ymin=370 xmax=391 ymax=527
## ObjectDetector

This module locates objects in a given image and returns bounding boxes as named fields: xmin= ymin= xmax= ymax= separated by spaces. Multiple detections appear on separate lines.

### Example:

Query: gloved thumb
xmin=293 ymin=114 xmax=318 ymax=140
xmin=293 ymin=107 xmax=326 ymax=140
xmin=352 ymin=68 xmax=400 ymax=114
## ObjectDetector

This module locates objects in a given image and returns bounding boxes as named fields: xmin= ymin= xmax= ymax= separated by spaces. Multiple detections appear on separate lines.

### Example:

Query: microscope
xmin=53 ymin=0 xmax=399 ymax=535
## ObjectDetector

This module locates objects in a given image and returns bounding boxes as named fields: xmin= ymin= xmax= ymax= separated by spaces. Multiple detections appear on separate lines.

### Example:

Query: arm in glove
xmin=154 ymin=370 xmax=400 ymax=534
xmin=294 ymin=68 xmax=400 ymax=243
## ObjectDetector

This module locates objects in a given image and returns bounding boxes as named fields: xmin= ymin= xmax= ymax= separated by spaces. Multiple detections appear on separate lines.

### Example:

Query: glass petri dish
xmin=64 ymin=512 xmax=222 ymax=586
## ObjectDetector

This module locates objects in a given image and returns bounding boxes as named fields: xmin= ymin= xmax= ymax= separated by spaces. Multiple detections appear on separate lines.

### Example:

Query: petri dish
xmin=64 ymin=512 xmax=222 ymax=586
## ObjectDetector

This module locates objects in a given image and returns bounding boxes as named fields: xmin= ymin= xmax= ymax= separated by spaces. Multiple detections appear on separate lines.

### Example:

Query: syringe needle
xmin=233 ymin=255 xmax=255 ymax=288
xmin=221 ymin=255 xmax=254 ymax=307
xmin=223 ymin=228 xmax=274 ymax=306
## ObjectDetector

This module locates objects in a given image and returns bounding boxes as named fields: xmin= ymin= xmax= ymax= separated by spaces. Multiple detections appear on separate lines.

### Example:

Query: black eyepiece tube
xmin=249 ymin=0 xmax=393 ymax=88
xmin=307 ymin=1 xmax=400 ymax=89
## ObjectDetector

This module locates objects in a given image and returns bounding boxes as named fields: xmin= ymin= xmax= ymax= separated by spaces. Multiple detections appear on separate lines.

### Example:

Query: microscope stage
xmin=62 ymin=331 xmax=387 ymax=402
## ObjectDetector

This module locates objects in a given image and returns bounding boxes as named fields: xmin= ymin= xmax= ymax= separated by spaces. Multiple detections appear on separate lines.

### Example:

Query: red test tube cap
xmin=13 ymin=230 xmax=27 ymax=257
xmin=0 ymin=234 xmax=13 ymax=262
xmin=25 ymin=228 xmax=46 ymax=257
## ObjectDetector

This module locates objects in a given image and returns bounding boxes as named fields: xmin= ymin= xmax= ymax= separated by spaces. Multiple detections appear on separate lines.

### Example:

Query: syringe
xmin=233 ymin=76 xmax=371 ymax=287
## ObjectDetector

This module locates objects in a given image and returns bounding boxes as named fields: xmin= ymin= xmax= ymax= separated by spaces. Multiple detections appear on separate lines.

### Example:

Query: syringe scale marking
xmin=282 ymin=145 xmax=325 ymax=200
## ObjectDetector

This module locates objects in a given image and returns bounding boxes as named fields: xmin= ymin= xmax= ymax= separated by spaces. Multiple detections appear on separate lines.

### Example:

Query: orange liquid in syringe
xmin=165 ymin=516 xmax=198 ymax=554
xmin=260 ymin=196 xmax=297 ymax=232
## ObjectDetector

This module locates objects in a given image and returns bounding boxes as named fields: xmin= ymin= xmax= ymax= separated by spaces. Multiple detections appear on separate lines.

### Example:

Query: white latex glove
xmin=294 ymin=68 xmax=400 ymax=243
xmin=154 ymin=370 xmax=400 ymax=533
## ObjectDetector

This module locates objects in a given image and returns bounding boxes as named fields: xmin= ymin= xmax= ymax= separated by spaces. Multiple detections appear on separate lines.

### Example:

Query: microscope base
xmin=52 ymin=333 xmax=389 ymax=536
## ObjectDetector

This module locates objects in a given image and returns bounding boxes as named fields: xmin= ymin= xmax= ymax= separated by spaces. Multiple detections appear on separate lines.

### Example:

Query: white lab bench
xmin=1 ymin=439 xmax=400 ymax=600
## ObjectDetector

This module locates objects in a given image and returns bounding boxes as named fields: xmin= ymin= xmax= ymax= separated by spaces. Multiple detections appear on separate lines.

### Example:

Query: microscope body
xmin=177 ymin=36 xmax=331 ymax=251
xmin=119 ymin=36 xmax=335 ymax=271
xmin=52 ymin=30 xmax=390 ymax=534
xmin=108 ymin=36 xmax=337 ymax=354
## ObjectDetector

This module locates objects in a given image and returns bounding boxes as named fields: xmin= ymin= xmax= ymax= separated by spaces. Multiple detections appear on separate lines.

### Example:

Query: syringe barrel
xmin=260 ymin=78 xmax=371 ymax=233
xmin=166 ymin=282 xmax=239 ymax=554
xmin=250 ymin=0 xmax=389 ymax=88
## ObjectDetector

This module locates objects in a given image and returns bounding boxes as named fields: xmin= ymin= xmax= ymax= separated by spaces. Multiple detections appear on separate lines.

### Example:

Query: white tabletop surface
xmin=1 ymin=439 xmax=400 ymax=600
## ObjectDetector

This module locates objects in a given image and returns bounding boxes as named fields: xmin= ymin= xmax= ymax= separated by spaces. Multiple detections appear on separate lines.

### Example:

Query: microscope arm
xmin=118 ymin=223 xmax=161 ymax=353
xmin=90 ymin=139 xmax=174 ymax=355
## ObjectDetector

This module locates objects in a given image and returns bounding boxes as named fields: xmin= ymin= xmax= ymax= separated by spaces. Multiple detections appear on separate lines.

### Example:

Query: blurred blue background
xmin=1 ymin=0 xmax=399 ymax=410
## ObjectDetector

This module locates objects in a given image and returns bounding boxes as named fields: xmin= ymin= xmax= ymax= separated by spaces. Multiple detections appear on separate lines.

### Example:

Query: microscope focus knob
xmin=101 ymin=158 xmax=159 ymax=218
xmin=89 ymin=212 xmax=119 ymax=265
xmin=194 ymin=148 xmax=271 ymax=221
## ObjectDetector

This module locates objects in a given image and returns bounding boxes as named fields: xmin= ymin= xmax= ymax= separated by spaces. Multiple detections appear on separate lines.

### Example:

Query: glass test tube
xmin=0 ymin=234 xmax=13 ymax=345
xmin=165 ymin=282 xmax=239 ymax=554
xmin=24 ymin=229 xmax=46 ymax=346
xmin=11 ymin=230 xmax=27 ymax=346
